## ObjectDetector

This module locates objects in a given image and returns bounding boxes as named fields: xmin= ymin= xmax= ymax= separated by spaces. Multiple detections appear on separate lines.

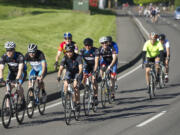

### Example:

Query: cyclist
xmin=106 ymin=36 xmax=119 ymax=55
xmin=158 ymin=34 xmax=170 ymax=82
xmin=150 ymin=7 xmax=157 ymax=23
xmin=54 ymin=32 xmax=78 ymax=69
xmin=138 ymin=3 xmax=144 ymax=16
xmin=57 ymin=45 xmax=83 ymax=111
xmin=0 ymin=41 xmax=26 ymax=109
xmin=80 ymin=38 xmax=99 ymax=106
xmin=99 ymin=36 xmax=118 ymax=100
xmin=25 ymin=44 xmax=47 ymax=107
xmin=142 ymin=32 xmax=164 ymax=90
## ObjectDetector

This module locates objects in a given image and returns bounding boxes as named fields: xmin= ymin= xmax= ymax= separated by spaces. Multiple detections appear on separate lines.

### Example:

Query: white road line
xmin=128 ymin=11 xmax=150 ymax=37
xmin=136 ymin=111 xmax=167 ymax=127
xmin=117 ymin=64 xmax=142 ymax=81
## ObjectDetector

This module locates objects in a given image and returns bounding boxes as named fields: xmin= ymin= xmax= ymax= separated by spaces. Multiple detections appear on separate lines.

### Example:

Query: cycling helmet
xmin=64 ymin=32 xmax=72 ymax=38
xmin=150 ymin=32 xmax=158 ymax=39
xmin=65 ymin=44 xmax=74 ymax=52
xmin=28 ymin=43 xmax=37 ymax=53
xmin=106 ymin=36 xmax=112 ymax=42
xmin=84 ymin=38 xmax=93 ymax=46
xmin=99 ymin=36 xmax=108 ymax=43
xmin=4 ymin=41 xmax=16 ymax=49
xmin=159 ymin=34 xmax=166 ymax=41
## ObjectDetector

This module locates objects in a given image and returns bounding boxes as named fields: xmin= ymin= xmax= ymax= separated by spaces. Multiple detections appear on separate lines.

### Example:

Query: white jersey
xmin=163 ymin=40 xmax=170 ymax=53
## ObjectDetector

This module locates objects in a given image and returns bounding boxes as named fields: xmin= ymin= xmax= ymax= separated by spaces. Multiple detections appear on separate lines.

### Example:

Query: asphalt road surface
xmin=1 ymin=8 xmax=180 ymax=135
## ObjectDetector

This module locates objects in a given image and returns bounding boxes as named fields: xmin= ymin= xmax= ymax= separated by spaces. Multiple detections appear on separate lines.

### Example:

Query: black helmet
xmin=65 ymin=44 xmax=74 ymax=52
xmin=106 ymin=36 xmax=112 ymax=42
xmin=159 ymin=34 xmax=166 ymax=41
xmin=84 ymin=38 xmax=93 ymax=46
xmin=28 ymin=43 xmax=37 ymax=53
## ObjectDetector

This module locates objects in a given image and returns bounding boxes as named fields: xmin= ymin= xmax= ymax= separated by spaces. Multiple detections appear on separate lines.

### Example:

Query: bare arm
xmin=94 ymin=56 xmax=99 ymax=72
xmin=55 ymin=51 xmax=61 ymax=62
xmin=41 ymin=61 xmax=46 ymax=77
xmin=16 ymin=63 xmax=23 ymax=80
xmin=58 ymin=65 xmax=64 ymax=77
xmin=78 ymin=64 xmax=83 ymax=75
xmin=166 ymin=47 xmax=170 ymax=58
xmin=0 ymin=64 xmax=4 ymax=79
xmin=109 ymin=54 xmax=117 ymax=68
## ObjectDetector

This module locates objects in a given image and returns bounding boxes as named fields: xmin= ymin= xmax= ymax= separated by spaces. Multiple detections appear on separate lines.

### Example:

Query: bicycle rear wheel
xmin=38 ymin=90 xmax=46 ymax=115
xmin=159 ymin=70 xmax=165 ymax=89
xmin=101 ymin=81 xmax=108 ymax=108
xmin=26 ymin=88 xmax=35 ymax=118
xmin=1 ymin=95 xmax=12 ymax=128
xmin=15 ymin=95 xmax=25 ymax=124
xmin=64 ymin=93 xmax=72 ymax=125
xmin=83 ymin=86 xmax=91 ymax=116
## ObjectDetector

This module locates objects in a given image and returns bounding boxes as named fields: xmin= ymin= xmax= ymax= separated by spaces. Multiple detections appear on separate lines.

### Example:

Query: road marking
xmin=117 ymin=64 xmax=142 ymax=81
xmin=128 ymin=11 xmax=150 ymax=37
xmin=136 ymin=111 xmax=167 ymax=127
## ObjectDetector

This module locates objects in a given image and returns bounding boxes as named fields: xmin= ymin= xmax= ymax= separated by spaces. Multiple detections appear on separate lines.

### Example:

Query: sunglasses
xmin=6 ymin=49 xmax=14 ymax=52
xmin=101 ymin=42 xmax=108 ymax=44
xmin=64 ymin=38 xmax=72 ymax=40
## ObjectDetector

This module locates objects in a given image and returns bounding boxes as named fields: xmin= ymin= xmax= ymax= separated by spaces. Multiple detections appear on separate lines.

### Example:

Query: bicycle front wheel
xmin=26 ymin=88 xmax=35 ymax=118
xmin=149 ymin=74 xmax=155 ymax=99
xmin=64 ymin=93 xmax=72 ymax=125
xmin=15 ymin=95 xmax=25 ymax=124
xmin=101 ymin=81 xmax=108 ymax=108
xmin=83 ymin=86 xmax=91 ymax=116
xmin=159 ymin=70 xmax=165 ymax=89
xmin=1 ymin=95 xmax=12 ymax=128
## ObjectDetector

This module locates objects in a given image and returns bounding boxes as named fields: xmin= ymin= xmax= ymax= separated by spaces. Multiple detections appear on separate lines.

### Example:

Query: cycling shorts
xmin=100 ymin=59 xmax=117 ymax=75
xmin=64 ymin=71 xmax=82 ymax=82
xmin=29 ymin=68 xmax=47 ymax=80
xmin=7 ymin=71 xmax=27 ymax=84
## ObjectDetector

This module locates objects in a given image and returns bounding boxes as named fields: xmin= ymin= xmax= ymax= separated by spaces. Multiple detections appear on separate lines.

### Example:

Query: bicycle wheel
xmin=74 ymin=103 xmax=81 ymax=121
xmin=101 ymin=81 xmax=108 ymax=108
xmin=1 ymin=94 xmax=12 ymax=128
xmin=64 ymin=93 xmax=72 ymax=125
xmin=107 ymin=80 xmax=113 ymax=104
xmin=15 ymin=95 xmax=25 ymax=124
xmin=83 ymin=86 xmax=91 ymax=116
xmin=149 ymin=74 xmax=155 ymax=99
xmin=61 ymin=85 xmax=65 ymax=108
xmin=38 ymin=90 xmax=46 ymax=115
xmin=26 ymin=88 xmax=35 ymax=118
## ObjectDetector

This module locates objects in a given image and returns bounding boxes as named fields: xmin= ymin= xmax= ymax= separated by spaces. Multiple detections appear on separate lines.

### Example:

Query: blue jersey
xmin=110 ymin=41 xmax=119 ymax=54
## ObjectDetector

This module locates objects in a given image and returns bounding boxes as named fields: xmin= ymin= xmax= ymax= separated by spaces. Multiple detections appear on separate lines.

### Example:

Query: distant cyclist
xmin=99 ymin=36 xmax=118 ymax=100
xmin=54 ymin=32 xmax=78 ymax=69
xmin=150 ymin=7 xmax=157 ymax=23
xmin=57 ymin=45 xmax=83 ymax=110
xmin=0 ymin=41 xmax=26 ymax=109
xmin=142 ymin=32 xmax=164 ymax=90
xmin=25 ymin=44 xmax=47 ymax=107
xmin=80 ymin=38 xmax=99 ymax=106
xmin=158 ymin=34 xmax=170 ymax=82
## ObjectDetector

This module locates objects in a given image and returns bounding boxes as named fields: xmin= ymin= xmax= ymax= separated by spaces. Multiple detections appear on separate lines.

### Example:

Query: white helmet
xmin=99 ymin=36 xmax=108 ymax=43
xmin=4 ymin=41 xmax=16 ymax=49
xmin=28 ymin=43 xmax=37 ymax=53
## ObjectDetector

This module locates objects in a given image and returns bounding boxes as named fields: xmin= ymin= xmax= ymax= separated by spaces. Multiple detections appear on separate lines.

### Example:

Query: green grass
xmin=0 ymin=3 xmax=116 ymax=78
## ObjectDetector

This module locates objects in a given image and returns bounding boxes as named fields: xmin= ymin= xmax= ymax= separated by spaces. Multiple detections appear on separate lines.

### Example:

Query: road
xmin=1 ymin=8 xmax=180 ymax=135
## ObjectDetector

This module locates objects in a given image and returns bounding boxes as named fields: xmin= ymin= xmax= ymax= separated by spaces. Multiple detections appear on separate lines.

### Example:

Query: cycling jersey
xmin=143 ymin=40 xmax=163 ymax=58
xmin=0 ymin=52 xmax=27 ymax=72
xmin=58 ymin=41 xmax=77 ymax=54
xmin=162 ymin=40 xmax=170 ymax=53
xmin=60 ymin=53 xmax=82 ymax=73
xmin=80 ymin=47 xmax=99 ymax=66
xmin=99 ymin=46 xmax=117 ymax=64
xmin=25 ymin=50 xmax=47 ymax=72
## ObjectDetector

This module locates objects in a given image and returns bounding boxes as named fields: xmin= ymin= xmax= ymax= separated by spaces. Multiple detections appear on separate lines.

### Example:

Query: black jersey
xmin=25 ymin=50 xmax=46 ymax=71
xmin=0 ymin=52 xmax=26 ymax=72
xmin=99 ymin=46 xmax=116 ymax=64
xmin=60 ymin=53 xmax=82 ymax=73
xmin=79 ymin=47 xmax=99 ymax=66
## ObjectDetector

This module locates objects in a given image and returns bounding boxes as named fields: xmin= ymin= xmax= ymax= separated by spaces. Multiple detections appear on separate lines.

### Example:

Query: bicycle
xmin=147 ymin=62 xmax=157 ymax=99
xmin=63 ymin=79 xmax=80 ymax=125
xmin=83 ymin=73 xmax=97 ymax=116
xmin=58 ymin=79 xmax=65 ymax=108
xmin=100 ymin=70 xmax=113 ymax=108
xmin=26 ymin=76 xmax=46 ymax=118
xmin=1 ymin=80 xmax=25 ymax=128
